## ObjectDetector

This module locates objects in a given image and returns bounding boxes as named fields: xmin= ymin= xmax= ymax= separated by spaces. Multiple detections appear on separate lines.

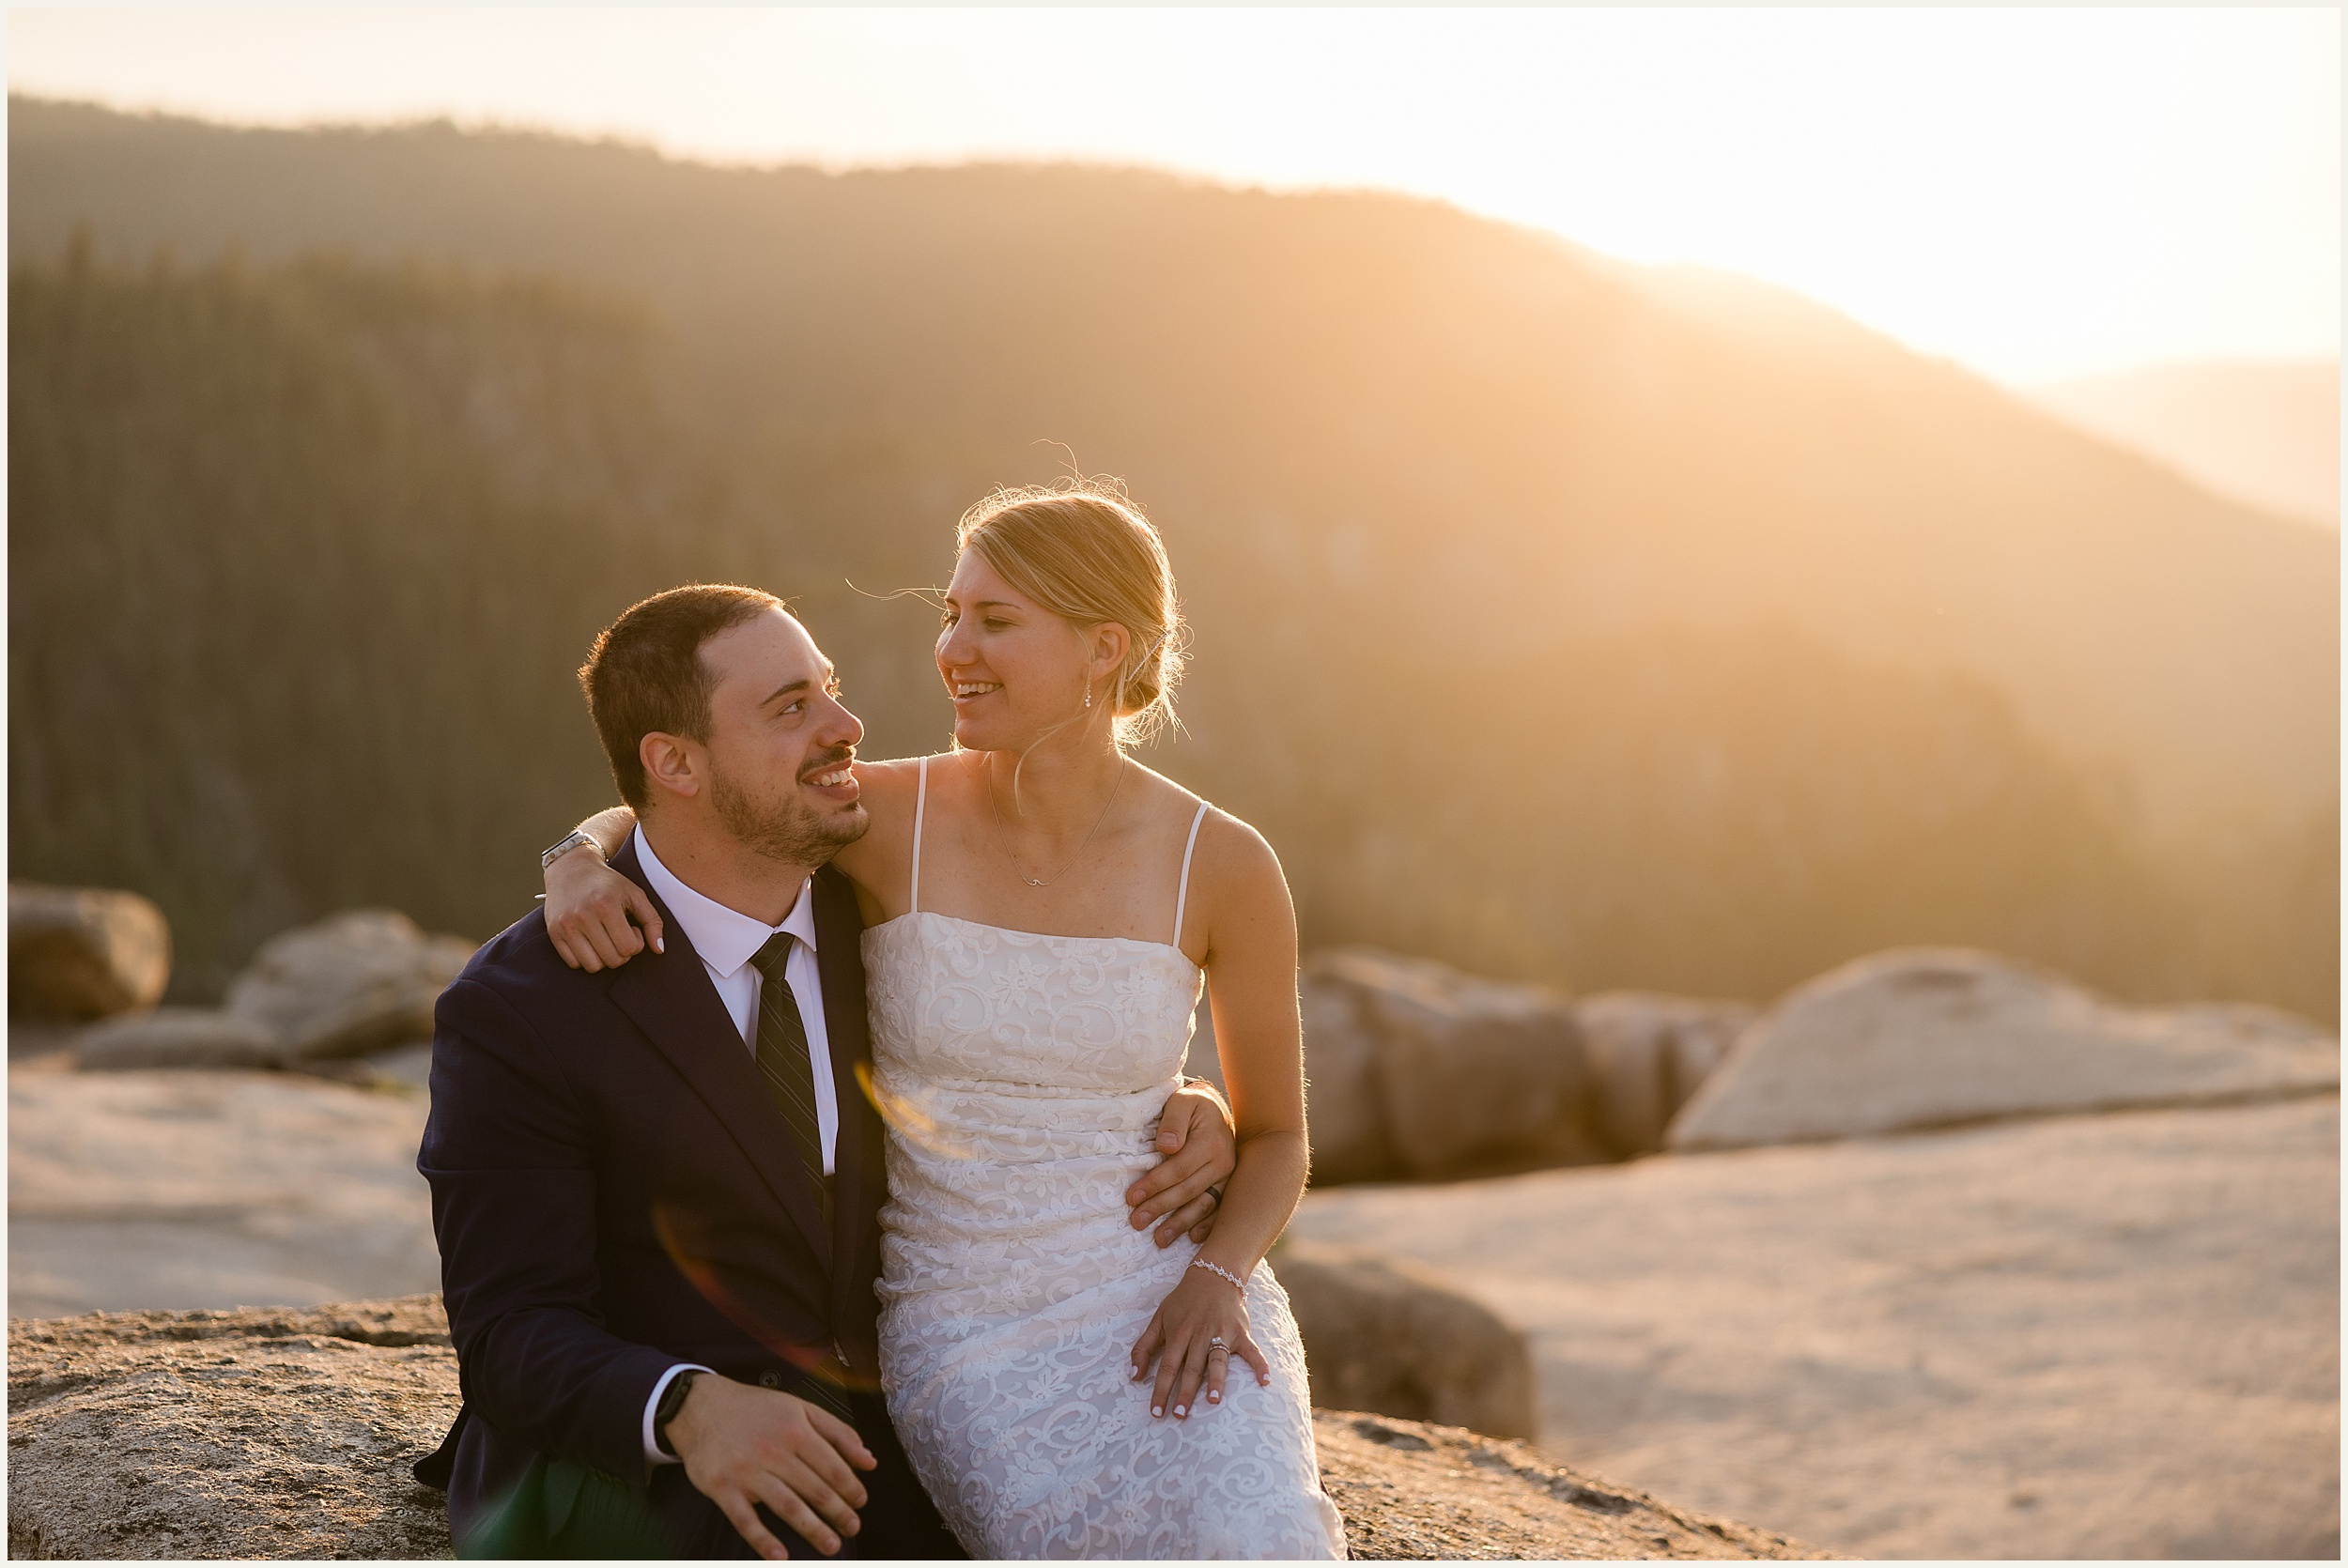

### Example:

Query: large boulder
xmin=1307 ymin=949 xmax=1599 ymax=1182
xmin=1668 ymin=947 xmax=2339 ymax=1151
xmin=74 ymin=1007 xmax=284 ymax=1071
xmin=8 ymin=884 xmax=170 ymax=1021
xmin=1277 ymin=1240 xmax=1536 ymax=1440
xmin=225 ymin=911 xmax=474 ymax=1061
xmin=1297 ymin=971 xmax=1397 ymax=1183
xmin=5 ymin=1298 xmax=1829 ymax=1560
xmin=1574 ymin=993 xmax=1757 ymax=1158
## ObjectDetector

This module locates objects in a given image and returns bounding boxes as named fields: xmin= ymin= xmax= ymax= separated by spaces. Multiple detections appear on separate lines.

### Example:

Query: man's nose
xmin=820 ymin=692 xmax=866 ymax=749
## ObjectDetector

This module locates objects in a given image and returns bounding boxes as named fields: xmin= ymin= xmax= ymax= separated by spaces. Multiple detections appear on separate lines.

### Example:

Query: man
xmin=417 ymin=584 xmax=1234 ymax=1558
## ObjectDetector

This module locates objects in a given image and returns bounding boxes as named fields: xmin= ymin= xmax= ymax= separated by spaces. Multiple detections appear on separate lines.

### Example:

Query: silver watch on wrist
xmin=540 ymin=829 xmax=604 ymax=871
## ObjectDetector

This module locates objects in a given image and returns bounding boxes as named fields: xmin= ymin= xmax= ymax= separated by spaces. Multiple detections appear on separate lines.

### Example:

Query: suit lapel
xmin=604 ymin=840 xmax=833 ymax=1271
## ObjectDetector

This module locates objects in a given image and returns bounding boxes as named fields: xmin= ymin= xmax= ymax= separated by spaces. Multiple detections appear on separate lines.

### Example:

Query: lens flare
xmin=857 ymin=1058 xmax=978 ymax=1161
xmin=649 ymin=1199 xmax=876 ymax=1395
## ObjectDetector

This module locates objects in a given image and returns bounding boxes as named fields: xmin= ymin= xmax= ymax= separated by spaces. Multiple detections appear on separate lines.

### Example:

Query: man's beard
xmin=710 ymin=755 xmax=869 ymax=866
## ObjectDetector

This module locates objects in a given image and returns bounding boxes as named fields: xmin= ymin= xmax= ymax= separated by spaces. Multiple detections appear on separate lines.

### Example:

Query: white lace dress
xmin=861 ymin=767 xmax=1345 ymax=1560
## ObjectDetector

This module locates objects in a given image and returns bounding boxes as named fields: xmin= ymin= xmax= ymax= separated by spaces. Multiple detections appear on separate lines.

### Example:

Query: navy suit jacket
xmin=418 ymin=840 xmax=932 ymax=1556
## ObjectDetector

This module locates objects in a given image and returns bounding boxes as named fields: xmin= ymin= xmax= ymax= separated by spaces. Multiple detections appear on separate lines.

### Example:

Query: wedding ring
xmin=1209 ymin=1336 xmax=1228 ymax=1351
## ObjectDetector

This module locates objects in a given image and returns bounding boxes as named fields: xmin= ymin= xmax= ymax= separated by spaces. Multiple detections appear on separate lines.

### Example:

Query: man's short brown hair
xmin=578 ymin=584 xmax=782 ymax=810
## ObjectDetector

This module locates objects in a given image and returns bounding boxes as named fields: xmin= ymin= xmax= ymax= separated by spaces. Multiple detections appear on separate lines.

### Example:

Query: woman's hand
xmin=1129 ymin=1264 xmax=1271 ymax=1421
xmin=1126 ymin=1081 xmax=1237 ymax=1246
xmin=546 ymin=847 xmax=665 ymax=971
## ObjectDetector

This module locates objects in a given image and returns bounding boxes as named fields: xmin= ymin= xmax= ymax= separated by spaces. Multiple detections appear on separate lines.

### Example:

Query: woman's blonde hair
xmin=955 ymin=476 xmax=1186 ymax=746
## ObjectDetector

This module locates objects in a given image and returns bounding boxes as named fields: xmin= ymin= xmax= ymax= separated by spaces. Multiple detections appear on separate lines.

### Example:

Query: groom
xmin=417 ymin=585 xmax=1237 ymax=1559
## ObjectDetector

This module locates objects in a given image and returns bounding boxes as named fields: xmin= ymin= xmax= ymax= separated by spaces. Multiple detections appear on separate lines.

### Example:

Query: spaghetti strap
xmin=910 ymin=756 xmax=929 ymax=915
xmin=1171 ymin=802 xmax=1209 ymax=947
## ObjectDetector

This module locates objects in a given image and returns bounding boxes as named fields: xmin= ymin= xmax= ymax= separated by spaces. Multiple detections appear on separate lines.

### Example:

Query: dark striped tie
xmin=749 ymin=933 xmax=832 ymax=1234
xmin=749 ymin=932 xmax=856 ymax=1424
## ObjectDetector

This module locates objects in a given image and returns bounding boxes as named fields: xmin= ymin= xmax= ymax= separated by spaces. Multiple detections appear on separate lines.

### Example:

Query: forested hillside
xmin=9 ymin=99 xmax=2336 ymax=1017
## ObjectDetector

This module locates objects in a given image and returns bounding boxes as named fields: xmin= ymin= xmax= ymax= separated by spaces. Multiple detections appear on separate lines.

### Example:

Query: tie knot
xmin=751 ymin=931 xmax=794 ymax=980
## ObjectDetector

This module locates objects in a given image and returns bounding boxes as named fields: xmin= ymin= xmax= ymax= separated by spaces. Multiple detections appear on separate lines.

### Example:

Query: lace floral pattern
xmin=865 ymin=911 xmax=1345 ymax=1560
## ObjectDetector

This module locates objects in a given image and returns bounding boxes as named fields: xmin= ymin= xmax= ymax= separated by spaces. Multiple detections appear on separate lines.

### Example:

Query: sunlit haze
xmin=8 ymin=7 xmax=2337 ymax=383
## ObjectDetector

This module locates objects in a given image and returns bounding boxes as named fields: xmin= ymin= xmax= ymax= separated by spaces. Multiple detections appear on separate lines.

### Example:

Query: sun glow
xmin=7 ymin=8 xmax=2337 ymax=382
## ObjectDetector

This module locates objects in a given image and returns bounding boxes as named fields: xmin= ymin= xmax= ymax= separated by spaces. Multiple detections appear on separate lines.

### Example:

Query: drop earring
xmin=1084 ymin=684 xmax=1092 ymax=709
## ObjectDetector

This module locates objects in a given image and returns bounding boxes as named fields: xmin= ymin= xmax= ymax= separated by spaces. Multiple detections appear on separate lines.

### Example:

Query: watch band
xmin=653 ymin=1369 xmax=701 ymax=1457
xmin=541 ymin=829 xmax=603 ymax=871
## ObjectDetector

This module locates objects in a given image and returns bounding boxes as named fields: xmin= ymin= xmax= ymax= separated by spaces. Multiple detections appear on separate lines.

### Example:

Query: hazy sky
xmin=8 ymin=8 xmax=2338 ymax=382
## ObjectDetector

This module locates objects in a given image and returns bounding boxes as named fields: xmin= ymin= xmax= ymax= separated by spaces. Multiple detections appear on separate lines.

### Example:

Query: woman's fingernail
xmin=1208 ymin=1391 xmax=1220 ymax=1404
xmin=1151 ymin=1405 xmax=1163 ymax=1417
xmin=1173 ymin=1405 xmax=1186 ymax=1417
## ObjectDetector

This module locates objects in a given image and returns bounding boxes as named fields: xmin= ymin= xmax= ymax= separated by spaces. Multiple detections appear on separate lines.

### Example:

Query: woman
xmin=544 ymin=480 xmax=1345 ymax=1558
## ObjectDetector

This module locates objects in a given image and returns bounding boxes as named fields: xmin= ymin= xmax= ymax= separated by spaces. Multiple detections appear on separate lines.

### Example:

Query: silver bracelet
xmin=1190 ymin=1257 xmax=1247 ymax=1293
xmin=541 ymin=829 xmax=603 ymax=871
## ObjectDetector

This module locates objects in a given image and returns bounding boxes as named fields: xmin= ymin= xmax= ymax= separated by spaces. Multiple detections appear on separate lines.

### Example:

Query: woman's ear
xmin=639 ymin=731 xmax=703 ymax=803
xmin=1089 ymin=622 xmax=1132 ymax=686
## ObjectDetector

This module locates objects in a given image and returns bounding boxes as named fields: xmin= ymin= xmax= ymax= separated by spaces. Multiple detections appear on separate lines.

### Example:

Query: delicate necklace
xmin=987 ymin=753 xmax=1127 ymax=888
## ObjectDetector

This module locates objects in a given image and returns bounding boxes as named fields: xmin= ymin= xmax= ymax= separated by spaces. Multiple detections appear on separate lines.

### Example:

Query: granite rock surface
xmin=1295 ymin=1095 xmax=2341 ymax=1558
xmin=8 ymin=1299 xmax=458 ymax=1560
xmin=8 ymin=1068 xmax=440 ymax=1320
xmin=6 ymin=1299 xmax=1831 ymax=1561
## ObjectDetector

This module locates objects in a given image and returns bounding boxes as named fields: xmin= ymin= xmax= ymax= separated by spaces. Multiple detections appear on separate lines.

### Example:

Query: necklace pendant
xmin=1025 ymin=877 xmax=1046 ymax=887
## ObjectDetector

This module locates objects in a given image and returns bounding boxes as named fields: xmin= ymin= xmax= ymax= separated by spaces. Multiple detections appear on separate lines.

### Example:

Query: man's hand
xmin=1128 ymin=1080 xmax=1237 ymax=1247
xmin=666 ymin=1373 xmax=876 ymax=1560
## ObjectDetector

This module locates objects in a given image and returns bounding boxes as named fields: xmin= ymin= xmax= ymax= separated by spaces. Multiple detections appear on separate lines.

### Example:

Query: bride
xmin=544 ymin=479 xmax=1346 ymax=1558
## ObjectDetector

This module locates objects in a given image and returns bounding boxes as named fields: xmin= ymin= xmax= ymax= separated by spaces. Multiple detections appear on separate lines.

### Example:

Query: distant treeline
xmin=11 ymin=247 xmax=2331 ymax=1018
xmin=7 ymin=100 xmax=2335 ymax=1018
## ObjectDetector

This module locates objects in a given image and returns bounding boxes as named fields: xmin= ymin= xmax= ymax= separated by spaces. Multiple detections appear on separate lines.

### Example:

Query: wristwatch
xmin=541 ymin=829 xmax=604 ymax=871
xmin=653 ymin=1369 xmax=702 ymax=1457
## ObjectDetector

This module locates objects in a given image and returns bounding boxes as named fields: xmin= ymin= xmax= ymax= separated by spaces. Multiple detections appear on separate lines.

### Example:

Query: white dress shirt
xmin=631 ymin=825 xmax=840 ymax=1465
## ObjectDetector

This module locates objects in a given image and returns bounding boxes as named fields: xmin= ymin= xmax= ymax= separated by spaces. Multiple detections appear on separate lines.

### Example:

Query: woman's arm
xmin=1128 ymin=814 xmax=1309 ymax=1422
xmin=546 ymin=751 xmax=917 ymax=967
xmin=544 ymin=806 xmax=664 ymax=972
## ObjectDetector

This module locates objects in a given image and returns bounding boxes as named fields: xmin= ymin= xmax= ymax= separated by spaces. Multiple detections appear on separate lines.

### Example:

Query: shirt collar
xmin=633 ymin=826 xmax=817 ymax=980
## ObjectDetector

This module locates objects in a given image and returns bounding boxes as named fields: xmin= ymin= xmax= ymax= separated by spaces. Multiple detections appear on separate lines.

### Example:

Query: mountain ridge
xmin=2030 ymin=358 xmax=2339 ymax=529
xmin=8 ymin=96 xmax=2334 ymax=1018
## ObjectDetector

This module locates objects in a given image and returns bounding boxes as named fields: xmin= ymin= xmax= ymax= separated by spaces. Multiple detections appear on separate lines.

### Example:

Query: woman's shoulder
xmin=1126 ymin=764 xmax=1278 ymax=875
xmin=852 ymin=752 xmax=957 ymax=803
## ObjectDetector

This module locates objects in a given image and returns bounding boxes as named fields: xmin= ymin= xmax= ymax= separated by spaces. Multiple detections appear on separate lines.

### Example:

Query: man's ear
xmin=640 ymin=731 xmax=703 ymax=804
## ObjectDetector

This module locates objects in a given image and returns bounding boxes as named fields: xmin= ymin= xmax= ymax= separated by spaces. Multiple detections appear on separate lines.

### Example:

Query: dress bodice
xmin=864 ymin=910 xmax=1201 ymax=1095
xmin=859 ymin=910 xmax=1204 ymax=1269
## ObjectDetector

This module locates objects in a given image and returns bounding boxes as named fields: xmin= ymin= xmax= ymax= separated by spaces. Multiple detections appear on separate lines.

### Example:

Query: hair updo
xmin=955 ymin=477 xmax=1186 ymax=746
